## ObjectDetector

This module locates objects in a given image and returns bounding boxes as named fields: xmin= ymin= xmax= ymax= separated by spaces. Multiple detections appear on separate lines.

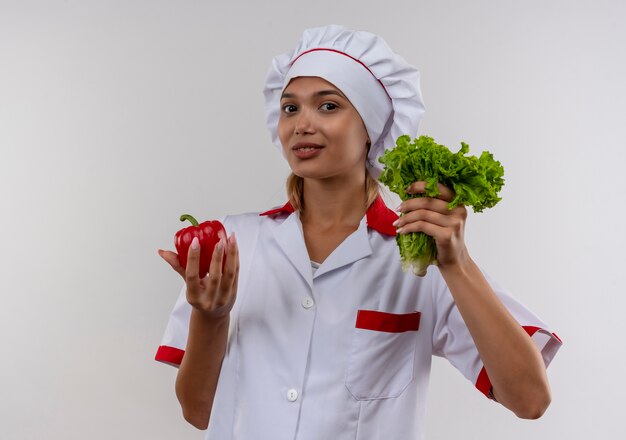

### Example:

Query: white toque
xmin=263 ymin=24 xmax=426 ymax=178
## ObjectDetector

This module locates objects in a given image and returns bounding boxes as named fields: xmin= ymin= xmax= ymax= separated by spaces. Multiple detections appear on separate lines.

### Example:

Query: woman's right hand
xmin=158 ymin=233 xmax=240 ymax=320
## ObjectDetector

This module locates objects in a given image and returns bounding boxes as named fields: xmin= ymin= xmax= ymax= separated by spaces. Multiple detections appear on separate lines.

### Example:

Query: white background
xmin=1 ymin=0 xmax=624 ymax=438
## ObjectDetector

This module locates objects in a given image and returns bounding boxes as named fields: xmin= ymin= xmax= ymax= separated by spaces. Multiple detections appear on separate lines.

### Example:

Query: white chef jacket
xmin=156 ymin=196 xmax=562 ymax=440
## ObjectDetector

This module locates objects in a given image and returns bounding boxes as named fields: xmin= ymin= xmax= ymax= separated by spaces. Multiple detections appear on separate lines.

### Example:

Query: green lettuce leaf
xmin=378 ymin=135 xmax=505 ymax=276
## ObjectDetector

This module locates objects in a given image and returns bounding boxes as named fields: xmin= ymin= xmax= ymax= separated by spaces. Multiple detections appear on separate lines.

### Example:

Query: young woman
xmin=156 ymin=25 xmax=562 ymax=440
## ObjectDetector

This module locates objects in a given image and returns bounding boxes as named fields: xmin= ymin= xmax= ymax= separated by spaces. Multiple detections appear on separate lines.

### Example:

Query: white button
xmin=301 ymin=296 xmax=315 ymax=309
xmin=287 ymin=388 xmax=299 ymax=402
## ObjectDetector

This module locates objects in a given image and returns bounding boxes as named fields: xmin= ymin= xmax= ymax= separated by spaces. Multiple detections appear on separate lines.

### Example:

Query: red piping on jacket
xmin=260 ymin=194 xmax=398 ymax=237
xmin=475 ymin=325 xmax=562 ymax=399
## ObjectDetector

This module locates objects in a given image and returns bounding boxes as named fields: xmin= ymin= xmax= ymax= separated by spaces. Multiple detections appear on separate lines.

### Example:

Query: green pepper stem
xmin=179 ymin=214 xmax=199 ymax=227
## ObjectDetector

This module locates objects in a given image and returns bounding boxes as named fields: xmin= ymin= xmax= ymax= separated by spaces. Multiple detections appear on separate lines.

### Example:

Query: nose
xmin=294 ymin=108 xmax=315 ymax=135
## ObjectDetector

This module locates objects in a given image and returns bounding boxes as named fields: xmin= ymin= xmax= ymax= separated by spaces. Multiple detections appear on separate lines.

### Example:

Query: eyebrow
xmin=280 ymin=89 xmax=347 ymax=100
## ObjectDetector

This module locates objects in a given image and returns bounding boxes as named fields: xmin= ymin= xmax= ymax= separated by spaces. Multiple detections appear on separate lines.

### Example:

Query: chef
xmin=156 ymin=24 xmax=562 ymax=440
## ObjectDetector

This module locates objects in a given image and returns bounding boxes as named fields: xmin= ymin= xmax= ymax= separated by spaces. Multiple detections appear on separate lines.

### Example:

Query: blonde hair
xmin=286 ymin=172 xmax=381 ymax=214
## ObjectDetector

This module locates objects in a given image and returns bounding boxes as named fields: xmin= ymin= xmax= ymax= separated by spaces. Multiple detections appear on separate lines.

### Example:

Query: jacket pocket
xmin=345 ymin=310 xmax=421 ymax=400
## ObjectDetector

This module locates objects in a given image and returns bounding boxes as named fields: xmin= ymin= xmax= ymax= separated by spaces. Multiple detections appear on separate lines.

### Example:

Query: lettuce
xmin=378 ymin=135 xmax=505 ymax=276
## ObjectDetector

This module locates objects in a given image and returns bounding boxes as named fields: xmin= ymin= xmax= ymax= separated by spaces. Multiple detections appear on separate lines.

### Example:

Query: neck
xmin=299 ymin=173 xmax=367 ymax=229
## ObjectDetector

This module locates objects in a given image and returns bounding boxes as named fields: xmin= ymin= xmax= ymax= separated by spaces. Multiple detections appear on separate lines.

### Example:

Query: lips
xmin=292 ymin=142 xmax=324 ymax=159
xmin=292 ymin=142 xmax=323 ymax=151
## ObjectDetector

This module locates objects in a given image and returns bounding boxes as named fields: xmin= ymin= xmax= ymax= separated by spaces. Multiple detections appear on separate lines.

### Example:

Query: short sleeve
xmin=430 ymin=267 xmax=563 ymax=398
xmin=154 ymin=216 xmax=229 ymax=368
xmin=155 ymin=284 xmax=191 ymax=367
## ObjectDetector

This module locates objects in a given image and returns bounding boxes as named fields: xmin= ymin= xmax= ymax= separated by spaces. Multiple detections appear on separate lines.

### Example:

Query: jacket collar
xmin=259 ymin=194 xmax=398 ymax=237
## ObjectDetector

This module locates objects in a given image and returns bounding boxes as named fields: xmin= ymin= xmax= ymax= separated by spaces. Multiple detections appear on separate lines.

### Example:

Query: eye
xmin=320 ymin=102 xmax=338 ymax=111
xmin=282 ymin=104 xmax=297 ymax=114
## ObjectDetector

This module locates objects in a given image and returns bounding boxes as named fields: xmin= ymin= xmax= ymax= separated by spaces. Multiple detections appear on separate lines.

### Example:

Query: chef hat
xmin=263 ymin=24 xmax=426 ymax=178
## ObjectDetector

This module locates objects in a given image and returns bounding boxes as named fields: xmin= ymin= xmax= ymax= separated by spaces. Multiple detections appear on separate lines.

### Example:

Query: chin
xmin=287 ymin=160 xmax=324 ymax=178
xmin=291 ymin=169 xmax=330 ymax=180
xmin=287 ymin=158 xmax=364 ymax=181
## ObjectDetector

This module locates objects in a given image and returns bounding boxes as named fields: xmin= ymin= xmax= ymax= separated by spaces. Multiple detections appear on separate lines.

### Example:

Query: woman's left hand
xmin=393 ymin=181 xmax=470 ymax=270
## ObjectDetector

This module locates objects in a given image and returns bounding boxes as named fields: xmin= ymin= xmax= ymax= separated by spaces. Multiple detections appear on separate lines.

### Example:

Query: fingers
xmin=195 ymin=233 xmax=239 ymax=315
xmin=216 ymin=233 xmax=239 ymax=305
xmin=405 ymin=181 xmax=455 ymax=202
xmin=231 ymin=257 xmax=240 ymax=298
xmin=398 ymin=219 xmax=449 ymax=240
xmin=160 ymin=231 xmax=240 ymax=318
xmin=394 ymin=189 xmax=467 ymax=236
xmin=206 ymin=237 xmax=226 ymax=288
xmin=395 ymin=209 xmax=456 ymax=231
xmin=157 ymin=249 xmax=186 ymax=280
xmin=395 ymin=202 xmax=466 ymax=232
xmin=227 ymin=234 xmax=241 ymax=301
xmin=185 ymin=237 xmax=202 ymax=291
xmin=397 ymin=196 xmax=450 ymax=215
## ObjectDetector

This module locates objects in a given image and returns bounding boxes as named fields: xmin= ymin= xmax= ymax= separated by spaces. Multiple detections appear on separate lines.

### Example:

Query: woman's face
xmin=277 ymin=76 xmax=370 ymax=181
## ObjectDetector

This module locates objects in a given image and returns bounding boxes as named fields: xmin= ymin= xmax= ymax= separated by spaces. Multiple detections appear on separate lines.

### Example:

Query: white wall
xmin=1 ymin=0 xmax=624 ymax=438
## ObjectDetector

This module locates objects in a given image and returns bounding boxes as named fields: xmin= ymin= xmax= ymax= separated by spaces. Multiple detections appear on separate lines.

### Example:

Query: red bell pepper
xmin=175 ymin=214 xmax=227 ymax=279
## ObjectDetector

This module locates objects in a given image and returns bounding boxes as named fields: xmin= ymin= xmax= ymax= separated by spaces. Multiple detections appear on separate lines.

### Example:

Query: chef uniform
xmin=156 ymin=25 xmax=562 ymax=440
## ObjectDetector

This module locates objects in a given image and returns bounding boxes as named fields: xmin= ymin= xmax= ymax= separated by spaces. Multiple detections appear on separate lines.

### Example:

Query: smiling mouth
xmin=291 ymin=144 xmax=324 ymax=159
xmin=292 ymin=143 xmax=324 ymax=151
